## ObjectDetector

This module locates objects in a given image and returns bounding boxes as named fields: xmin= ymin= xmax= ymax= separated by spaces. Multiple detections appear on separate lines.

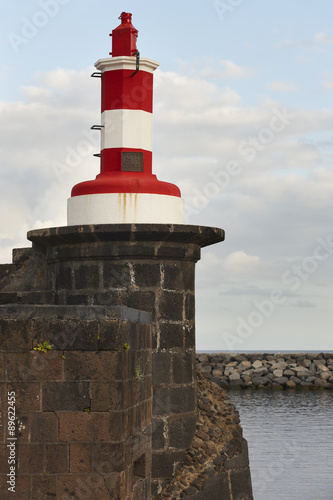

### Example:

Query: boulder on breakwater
xmin=197 ymin=352 xmax=333 ymax=389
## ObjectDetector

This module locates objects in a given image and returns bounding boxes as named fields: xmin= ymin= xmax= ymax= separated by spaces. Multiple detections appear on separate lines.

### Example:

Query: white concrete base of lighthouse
xmin=67 ymin=193 xmax=185 ymax=225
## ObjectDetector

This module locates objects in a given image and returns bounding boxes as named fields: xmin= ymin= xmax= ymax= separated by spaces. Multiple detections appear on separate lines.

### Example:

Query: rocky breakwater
xmin=197 ymin=353 xmax=333 ymax=389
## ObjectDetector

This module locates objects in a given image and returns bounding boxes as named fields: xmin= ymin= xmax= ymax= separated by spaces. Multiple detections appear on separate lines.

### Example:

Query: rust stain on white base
xmin=67 ymin=193 xmax=185 ymax=225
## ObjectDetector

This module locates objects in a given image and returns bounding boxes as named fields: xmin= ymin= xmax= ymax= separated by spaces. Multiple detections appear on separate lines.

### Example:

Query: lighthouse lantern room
xmin=67 ymin=12 xmax=185 ymax=225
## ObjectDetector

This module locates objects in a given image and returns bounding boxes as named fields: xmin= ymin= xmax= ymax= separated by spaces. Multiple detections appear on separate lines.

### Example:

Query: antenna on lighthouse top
xmin=109 ymin=12 xmax=138 ymax=57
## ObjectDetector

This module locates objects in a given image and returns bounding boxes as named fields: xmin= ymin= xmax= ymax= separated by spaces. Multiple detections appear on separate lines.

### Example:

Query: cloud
xmin=290 ymin=299 xmax=316 ymax=308
xmin=313 ymin=33 xmax=333 ymax=45
xmin=0 ymin=67 xmax=101 ymax=262
xmin=0 ymin=65 xmax=15 ymax=83
xmin=1 ymin=65 xmax=333 ymax=272
xmin=176 ymin=58 xmax=253 ymax=80
xmin=224 ymin=251 xmax=261 ymax=274
xmin=275 ymin=32 xmax=333 ymax=49
xmin=322 ymin=80 xmax=333 ymax=90
xmin=154 ymin=69 xmax=242 ymax=112
xmin=22 ymin=67 xmax=99 ymax=109
xmin=219 ymin=286 xmax=300 ymax=298
xmin=266 ymin=81 xmax=298 ymax=92
xmin=154 ymin=71 xmax=333 ymax=166
xmin=1 ymin=62 xmax=333 ymax=350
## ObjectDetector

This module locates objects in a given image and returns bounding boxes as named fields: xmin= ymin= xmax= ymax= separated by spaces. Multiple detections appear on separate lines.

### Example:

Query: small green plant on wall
xmin=133 ymin=357 xmax=144 ymax=383
xmin=33 ymin=341 xmax=52 ymax=354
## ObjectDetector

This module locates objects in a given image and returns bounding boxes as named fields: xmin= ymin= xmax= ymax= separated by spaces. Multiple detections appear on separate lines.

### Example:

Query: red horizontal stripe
xmin=101 ymin=70 xmax=153 ymax=113
xmin=101 ymin=148 xmax=152 ymax=174
xmin=71 ymin=173 xmax=181 ymax=197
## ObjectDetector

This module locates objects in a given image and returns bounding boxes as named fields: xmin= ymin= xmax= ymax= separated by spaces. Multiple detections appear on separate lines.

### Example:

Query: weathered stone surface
xmin=224 ymin=439 xmax=250 ymax=470
xmin=152 ymin=418 xmax=165 ymax=450
xmin=225 ymin=367 xmax=236 ymax=376
xmin=298 ymin=359 xmax=312 ymax=368
xmin=297 ymin=372 xmax=311 ymax=380
xmin=169 ymin=415 xmax=197 ymax=449
xmin=314 ymin=359 xmax=326 ymax=367
xmin=210 ymin=376 xmax=228 ymax=388
xmin=230 ymin=468 xmax=253 ymax=500
xmin=250 ymin=354 xmax=263 ymax=361
xmin=271 ymin=361 xmax=288 ymax=370
xmin=271 ymin=376 xmax=289 ymax=386
xmin=252 ymin=376 xmax=269 ymax=386
xmin=153 ymin=386 xmax=196 ymax=415
xmin=300 ymin=381 xmax=313 ymax=387
xmin=238 ymin=361 xmax=252 ymax=371
xmin=252 ymin=360 xmax=262 ymax=369
xmin=284 ymin=369 xmax=296 ymax=377
xmin=198 ymin=364 xmax=212 ymax=374
xmin=1 ymin=303 xmax=153 ymax=500
xmin=197 ymin=354 xmax=209 ymax=363
xmin=318 ymin=364 xmax=329 ymax=372
xmin=242 ymin=369 xmax=254 ymax=376
xmin=212 ymin=368 xmax=223 ymax=377
xmin=253 ymin=367 xmax=268 ymax=375
xmin=157 ymin=370 xmax=253 ymax=500
xmin=291 ymin=366 xmax=309 ymax=373
xmin=314 ymin=378 xmax=329 ymax=387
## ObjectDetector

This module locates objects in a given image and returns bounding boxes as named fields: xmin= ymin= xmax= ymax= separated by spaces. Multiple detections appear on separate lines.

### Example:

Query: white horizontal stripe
xmin=68 ymin=193 xmax=184 ymax=225
xmin=101 ymin=109 xmax=152 ymax=151
xmin=95 ymin=56 xmax=159 ymax=73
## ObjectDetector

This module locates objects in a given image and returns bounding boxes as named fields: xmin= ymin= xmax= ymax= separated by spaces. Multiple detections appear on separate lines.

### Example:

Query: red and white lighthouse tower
xmin=67 ymin=12 xmax=184 ymax=225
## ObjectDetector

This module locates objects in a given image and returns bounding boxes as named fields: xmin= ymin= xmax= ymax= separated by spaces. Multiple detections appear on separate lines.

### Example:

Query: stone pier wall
xmin=23 ymin=224 xmax=224 ymax=495
xmin=154 ymin=370 xmax=253 ymax=500
xmin=0 ymin=223 xmax=236 ymax=499
xmin=0 ymin=304 xmax=152 ymax=499
xmin=0 ymin=224 xmax=255 ymax=499
xmin=197 ymin=352 xmax=333 ymax=389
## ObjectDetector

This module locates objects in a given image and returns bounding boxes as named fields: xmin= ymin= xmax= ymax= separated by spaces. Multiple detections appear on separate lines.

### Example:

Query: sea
xmin=199 ymin=351 xmax=333 ymax=500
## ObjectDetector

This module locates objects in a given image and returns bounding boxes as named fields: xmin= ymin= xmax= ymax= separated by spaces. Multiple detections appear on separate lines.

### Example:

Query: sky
xmin=1 ymin=0 xmax=333 ymax=351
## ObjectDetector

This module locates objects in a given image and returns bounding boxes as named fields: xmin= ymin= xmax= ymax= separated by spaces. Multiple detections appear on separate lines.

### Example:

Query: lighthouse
xmin=67 ymin=12 xmax=185 ymax=225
